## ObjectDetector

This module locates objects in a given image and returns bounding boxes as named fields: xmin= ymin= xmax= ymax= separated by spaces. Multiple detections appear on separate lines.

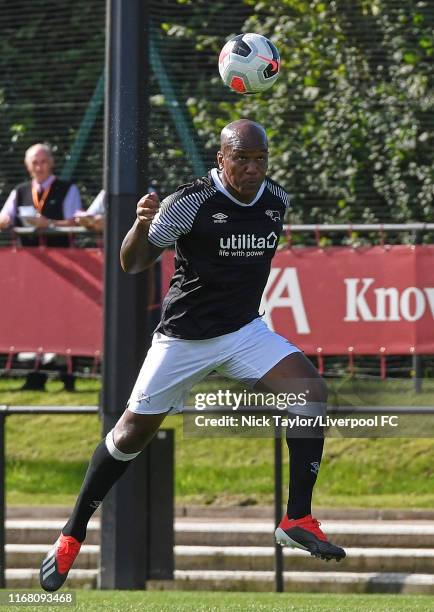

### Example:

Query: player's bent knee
xmin=105 ymin=429 xmax=142 ymax=461
xmin=112 ymin=409 xmax=166 ymax=454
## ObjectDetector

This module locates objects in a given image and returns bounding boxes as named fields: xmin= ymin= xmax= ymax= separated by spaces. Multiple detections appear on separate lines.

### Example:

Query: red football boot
xmin=40 ymin=533 xmax=82 ymax=591
xmin=275 ymin=514 xmax=346 ymax=561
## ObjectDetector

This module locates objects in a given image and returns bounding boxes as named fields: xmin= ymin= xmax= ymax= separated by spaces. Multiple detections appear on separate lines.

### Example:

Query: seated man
xmin=0 ymin=143 xmax=83 ymax=390
xmin=0 ymin=143 xmax=82 ymax=239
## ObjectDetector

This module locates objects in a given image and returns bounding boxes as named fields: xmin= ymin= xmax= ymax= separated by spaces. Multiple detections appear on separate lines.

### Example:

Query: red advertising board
xmin=2 ymin=245 xmax=434 ymax=357
xmin=0 ymin=248 xmax=103 ymax=355
xmin=162 ymin=246 xmax=434 ymax=355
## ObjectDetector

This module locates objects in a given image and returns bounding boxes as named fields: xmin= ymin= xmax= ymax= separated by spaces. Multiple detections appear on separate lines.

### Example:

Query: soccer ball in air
xmin=218 ymin=33 xmax=280 ymax=94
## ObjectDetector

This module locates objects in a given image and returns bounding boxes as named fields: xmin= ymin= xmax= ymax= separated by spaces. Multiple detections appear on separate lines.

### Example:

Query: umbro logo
xmin=265 ymin=210 xmax=281 ymax=222
xmin=212 ymin=212 xmax=228 ymax=223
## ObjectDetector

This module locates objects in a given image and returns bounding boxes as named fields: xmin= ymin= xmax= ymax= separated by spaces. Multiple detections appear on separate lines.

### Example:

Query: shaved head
xmin=220 ymin=119 xmax=267 ymax=152
xmin=217 ymin=119 xmax=269 ymax=203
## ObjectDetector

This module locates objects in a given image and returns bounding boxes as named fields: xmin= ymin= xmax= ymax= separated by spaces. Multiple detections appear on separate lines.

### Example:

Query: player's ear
xmin=217 ymin=150 xmax=224 ymax=170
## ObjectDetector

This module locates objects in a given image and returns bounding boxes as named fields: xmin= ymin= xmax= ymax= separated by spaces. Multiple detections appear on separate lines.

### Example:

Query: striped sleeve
xmin=148 ymin=184 xmax=216 ymax=247
xmin=265 ymin=180 xmax=290 ymax=209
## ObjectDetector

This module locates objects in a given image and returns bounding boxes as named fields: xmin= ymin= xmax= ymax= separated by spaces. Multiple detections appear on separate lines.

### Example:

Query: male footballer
xmin=40 ymin=119 xmax=345 ymax=592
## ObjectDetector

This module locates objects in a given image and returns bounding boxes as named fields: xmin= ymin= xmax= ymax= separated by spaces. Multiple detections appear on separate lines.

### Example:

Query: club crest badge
xmin=265 ymin=210 xmax=281 ymax=222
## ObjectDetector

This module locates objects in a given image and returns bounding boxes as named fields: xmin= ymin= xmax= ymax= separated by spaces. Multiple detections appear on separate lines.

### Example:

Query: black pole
xmin=100 ymin=0 xmax=150 ymax=589
xmin=0 ymin=410 xmax=5 ymax=588
xmin=412 ymin=229 xmax=423 ymax=393
xmin=274 ymin=427 xmax=284 ymax=593
xmin=413 ymin=354 xmax=423 ymax=393
xmin=147 ymin=430 xmax=174 ymax=579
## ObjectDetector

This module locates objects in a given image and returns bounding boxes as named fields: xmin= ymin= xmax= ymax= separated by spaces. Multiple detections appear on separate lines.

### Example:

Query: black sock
xmin=286 ymin=435 xmax=324 ymax=519
xmin=62 ymin=437 xmax=134 ymax=542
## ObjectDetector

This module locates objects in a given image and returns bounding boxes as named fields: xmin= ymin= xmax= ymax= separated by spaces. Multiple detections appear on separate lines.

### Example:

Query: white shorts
xmin=127 ymin=317 xmax=301 ymax=415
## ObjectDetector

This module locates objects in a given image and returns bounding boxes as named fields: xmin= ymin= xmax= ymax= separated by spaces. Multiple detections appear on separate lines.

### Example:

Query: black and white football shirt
xmin=148 ymin=168 xmax=289 ymax=339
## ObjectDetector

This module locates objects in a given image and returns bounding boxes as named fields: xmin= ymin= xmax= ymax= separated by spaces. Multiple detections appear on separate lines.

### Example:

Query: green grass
xmin=1 ymin=376 xmax=434 ymax=508
xmin=1 ymin=591 xmax=434 ymax=612
xmin=0 ymin=377 xmax=100 ymax=407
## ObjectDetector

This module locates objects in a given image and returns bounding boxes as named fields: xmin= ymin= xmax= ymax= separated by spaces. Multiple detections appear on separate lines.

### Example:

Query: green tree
xmin=182 ymin=0 xmax=433 ymax=223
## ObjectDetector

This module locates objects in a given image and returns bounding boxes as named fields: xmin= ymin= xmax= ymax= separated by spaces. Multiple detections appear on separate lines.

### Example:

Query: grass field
xmin=1 ymin=591 xmax=434 ymax=612
xmin=1 ymin=376 xmax=434 ymax=508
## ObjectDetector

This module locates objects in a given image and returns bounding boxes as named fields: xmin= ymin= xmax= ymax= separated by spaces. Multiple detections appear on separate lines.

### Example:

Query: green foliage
xmin=1 ymin=1 xmax=432 ymax=217
xmin=181 ymin=0 xmax=434 ymax=222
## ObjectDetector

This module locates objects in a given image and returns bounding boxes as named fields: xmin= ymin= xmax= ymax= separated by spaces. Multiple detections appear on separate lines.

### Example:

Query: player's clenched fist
xmin=136 ymin=192 xmax=160 ymax=226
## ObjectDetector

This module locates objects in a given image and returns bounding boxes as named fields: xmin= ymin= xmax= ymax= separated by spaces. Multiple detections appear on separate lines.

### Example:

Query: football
xmin=218 ymin=33 xmax=280 ymax=94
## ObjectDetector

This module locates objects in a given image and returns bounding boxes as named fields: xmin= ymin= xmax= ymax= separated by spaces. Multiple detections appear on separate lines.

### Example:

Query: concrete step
xmin=174 ymin=520 xmax=434 ymax=548
xmin=174 ymin=545 xmax=434 ymax=574
xmin=149 ymin=570 xmax=434 ymax=594
xmin=6 ymin=544 xmax=99 ymax=570
xmin=9 ymin=505 xmax=434 ymax=521
xmin=7 ymin=568 xmax=434 ymax=594
xmin=8 ymin=544 xmax=434 ymax=575
xmin=6 ymin=520 xmax=100 ymax=545
xmin=6 ymin=519 xmax=434 ymax=548
xmin=6 ymin=568 xmax=97 ymax=590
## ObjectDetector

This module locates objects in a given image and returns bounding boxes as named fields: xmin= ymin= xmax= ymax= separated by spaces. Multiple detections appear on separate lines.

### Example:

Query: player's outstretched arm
xmin=120 ymin=192 xmax=163 ymax=273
